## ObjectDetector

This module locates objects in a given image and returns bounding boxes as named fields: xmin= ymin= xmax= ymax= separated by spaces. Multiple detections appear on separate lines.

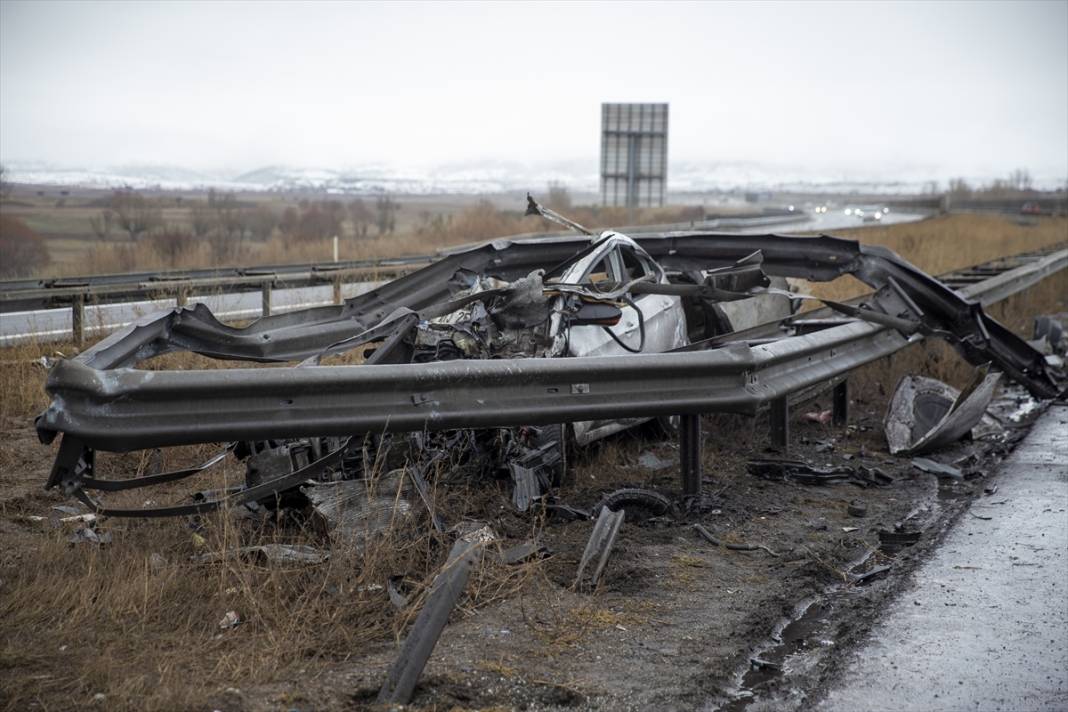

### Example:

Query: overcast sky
xmin=1 ymin=0 xmax=1065 ymax=181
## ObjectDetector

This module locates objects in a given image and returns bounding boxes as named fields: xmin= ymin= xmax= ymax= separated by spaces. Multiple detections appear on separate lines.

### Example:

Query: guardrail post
xmin=769 ymin=396 xmax=789 ymax=452
xmin=332 ymin=276 xmax=342 ymax=305
xmin=71 ymin=294 xmax=85 ymax=347
xmin=176 ymin=287 xmax=188 ymax=307
xmin=832 ymin=380 xmax=849 ymax=427
xmin=679 ymin=414 xmax=702 ymax=496
xmin=261 ymin=281 xmax=272 ymax=317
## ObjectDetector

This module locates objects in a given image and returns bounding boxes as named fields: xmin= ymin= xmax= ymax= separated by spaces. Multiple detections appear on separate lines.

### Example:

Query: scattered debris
xmin=193 ymin=544 xmax=328 ymax=566
xmin=148 ymin=553 xmax=168 ymax=571
xmin=802 ymin=410 xmax=832 ymax=425
xmin=851 ymin=565 xmax=892 ymax=585
xmin=841 ymin=526 xmax=859 ymax=533
xmin=595 ymin=488 xmax=677 ymax=521
xmin=387 ymin=575 xmax=410 ymax=610
xmin=218 ymin=610 xmax=241 ymax=629
xmin=969 ymin=511 xmax=994 ymax=521
xmin=910 ymin=457 xmax=963 ymax=479
xmin=575 ymin=507 xmax=625 ymax=590
xmin=884 ymin=368 xmax=1003 ymax=456
xmin=749 ymin=657 xmax=783 ymax=672
xmin=692 ymin=523 xmax=780 ymax=556
xmin=498 ymin=541 xmax=548 ymax=565
xmin=878 ymin=528 xmax=922 ymax=554
xmin=67 ymin=526 xmax=111 ymax=545
xmin=303 ymin=471 xmax=412 ymax=548
xmin=984 ymin=484 xmax=999 ymax=496
xmin=543 ymin=502 xmax=592 ymax=521
xmin=378 ymin=538 xmax=483 ymax=705
xmin=637 ymin=451 xmax=674 ymax=471
xmin=847 ymin=500 xmax=868 ymax=518
xmin=453 ymin=520 xmax=496 ymax=544
xmin=748 ymin=458 xmax=892 ymax=488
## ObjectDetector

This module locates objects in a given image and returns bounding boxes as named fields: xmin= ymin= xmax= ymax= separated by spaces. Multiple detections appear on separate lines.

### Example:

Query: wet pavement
xmin=817 ymin=404 xmax=1068 ymax=712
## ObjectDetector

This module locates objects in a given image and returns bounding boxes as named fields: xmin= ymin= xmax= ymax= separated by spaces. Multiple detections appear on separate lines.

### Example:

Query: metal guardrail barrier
xmin=34 ymin=233 xmax=1067 ymax=515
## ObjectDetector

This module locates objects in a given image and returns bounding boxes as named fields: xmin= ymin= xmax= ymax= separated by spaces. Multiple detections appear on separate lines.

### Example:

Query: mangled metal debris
xmin=747 ymin=459 xmax=893 ymax=488
xmin=884 ymin=366 xmax=1004 ymax=456
xmin=192 ymin=544 xmax=328 ymax=566
xmin=910 ymin=457 xmax=964 ymax=479
xmin=302 ymin=470 xmax=412 ymax=548
xmin=378 ymin=538 xmax=483 ymax=705
xmin=31 ymin=196 xmax=1065 ymax=524
xmin=575 ymin=507 xmax=625 ymax=590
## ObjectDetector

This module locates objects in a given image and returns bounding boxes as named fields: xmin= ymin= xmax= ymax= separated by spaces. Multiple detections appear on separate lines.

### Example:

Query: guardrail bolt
xmin=833 ymin=380 xmax=850 ymax=427
xmin=679 ymin=414 xmax=702 ymax=496
xmin=769 ymin=396 xmax=790 ymax=452
xmin=71 ymin=294 xmax=85 ymax=347
xmin=261 ymin=281 xmax=272 ymax=317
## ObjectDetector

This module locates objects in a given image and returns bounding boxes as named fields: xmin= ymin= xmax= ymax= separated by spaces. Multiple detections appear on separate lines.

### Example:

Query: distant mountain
xmin=4 ymin=160 xmax=1064 ymax=195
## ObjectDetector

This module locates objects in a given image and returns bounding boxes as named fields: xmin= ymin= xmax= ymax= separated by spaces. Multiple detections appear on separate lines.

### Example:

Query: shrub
xmin=0 ymin=214 xmax=50 ymax=277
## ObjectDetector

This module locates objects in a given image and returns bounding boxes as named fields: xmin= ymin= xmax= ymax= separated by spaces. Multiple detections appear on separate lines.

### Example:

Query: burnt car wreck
xmin=35 ymin=198 xmax=1064 ymax=523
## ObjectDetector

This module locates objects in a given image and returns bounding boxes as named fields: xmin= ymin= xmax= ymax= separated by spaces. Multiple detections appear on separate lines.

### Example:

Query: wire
xmin=602 ymin=296 xmax=645 ymax=353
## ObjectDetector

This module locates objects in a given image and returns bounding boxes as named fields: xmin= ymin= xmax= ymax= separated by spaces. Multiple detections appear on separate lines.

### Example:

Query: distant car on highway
xmin=1021 ymin=201 xmax=1044 ymax=216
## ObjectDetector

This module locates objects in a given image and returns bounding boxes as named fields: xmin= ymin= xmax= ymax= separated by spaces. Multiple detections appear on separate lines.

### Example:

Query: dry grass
xmin=31 ymin=201 xmax=703 ymax=278
xmin=801 ymin=213 xmax=1067 ymax=301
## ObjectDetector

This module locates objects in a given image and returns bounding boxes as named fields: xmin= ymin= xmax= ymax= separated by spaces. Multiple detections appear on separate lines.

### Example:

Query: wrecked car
xmin=35 ymin=197 xmax=1063 ymax=523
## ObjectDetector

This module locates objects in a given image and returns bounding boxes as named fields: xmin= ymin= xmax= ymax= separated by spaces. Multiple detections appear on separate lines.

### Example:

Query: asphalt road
xmin=817 ymin=404 xmax=1068 ymax=712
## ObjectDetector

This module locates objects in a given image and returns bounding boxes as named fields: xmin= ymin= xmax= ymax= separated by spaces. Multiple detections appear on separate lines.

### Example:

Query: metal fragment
xmin=377 ymin=538 xmax=482 ymax=705
xmin=884 ymin=367 xmax=1004 ymax=456
xmin=575 ymin=507 xmax=625 ymax=590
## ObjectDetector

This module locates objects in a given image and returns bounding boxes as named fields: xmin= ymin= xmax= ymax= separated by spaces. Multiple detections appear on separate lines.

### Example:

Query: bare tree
xmin=1009 ymin=168 xmax=1033 ymax=192
xmin=110 ymin=189 xmax=163 ymax=239
xmin=89 ymin=209 xmax=115 ymax=240
xmin=947 ymin=178 xmax=972 ymax=196
xmin=348 ymin=198 xmax=373 ymax=238
xmin=375 ymin=195 xmax=399 ymax=235
xmin=244 ymin=204 xmax=279 ymax=242
xmin=0 ymin=215 xmax=50 ymax=276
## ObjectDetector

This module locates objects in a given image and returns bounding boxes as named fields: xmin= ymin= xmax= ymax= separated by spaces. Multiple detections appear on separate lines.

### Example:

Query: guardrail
xmin=37 ymin=241 xmax=1067 ymax=512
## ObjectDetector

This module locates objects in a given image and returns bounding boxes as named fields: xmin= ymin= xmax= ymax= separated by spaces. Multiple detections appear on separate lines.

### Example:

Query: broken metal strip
xmin=60 ymin=437 xmax=356 ymax=518
xmin=34 ymin=318 xmax=995 ymax=453
xmin=575 ymin=507 xmax=625 ymax=589
xmin=45 ymin=234 xmax=1056 ymax=404
xmin=378 ymin=538 xmax=482 ymax=704
xmin=957 ymin=248 xmax=1068 ymax=306
xmin=78 ymin=446 xmax=234 ymax=492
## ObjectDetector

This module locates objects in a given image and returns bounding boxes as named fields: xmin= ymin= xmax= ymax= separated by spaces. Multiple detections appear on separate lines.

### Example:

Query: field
xmin=0 ymin=187 xmax=710 ymax=278
xmin=0 ymin=212 xmax=1065 ymax=711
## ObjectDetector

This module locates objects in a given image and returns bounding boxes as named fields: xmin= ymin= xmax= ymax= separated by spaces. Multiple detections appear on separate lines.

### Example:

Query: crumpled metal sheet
xmin=884 ymin=367 xmax=1003 ymax=456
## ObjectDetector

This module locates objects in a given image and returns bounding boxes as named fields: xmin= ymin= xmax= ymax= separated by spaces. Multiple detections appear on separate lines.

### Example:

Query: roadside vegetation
xmin=0 ymin=183 xmax=704 ymax=278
